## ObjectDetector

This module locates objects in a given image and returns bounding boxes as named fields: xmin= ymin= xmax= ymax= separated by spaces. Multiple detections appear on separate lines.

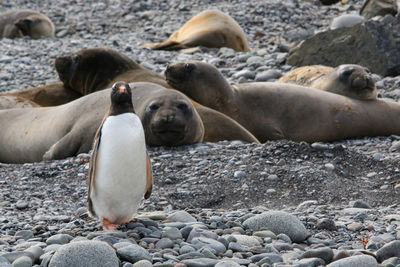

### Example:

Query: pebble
xmin=326 ymin=255 xmax=378 ymax=267
xmin=117 ymin=244 xmax=153 ymax=263
xmin=167 ymin=211 xmax=196 ymax=223
xmin=243 ymin=211 xmax=308 ymax=242
xmin=49 ymin=241 xmax=119 ymax=267
xmin=11 ymin=256 xmax=32 ymax=267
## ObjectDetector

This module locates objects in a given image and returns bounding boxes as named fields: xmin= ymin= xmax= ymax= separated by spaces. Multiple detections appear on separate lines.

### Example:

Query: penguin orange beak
xmin=119 ymin=87 xmax=126 ymax=93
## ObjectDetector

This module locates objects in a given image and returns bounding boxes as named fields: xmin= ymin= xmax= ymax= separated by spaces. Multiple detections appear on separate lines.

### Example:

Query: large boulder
xmin=286 ymin=14 xmax=400 ymax=77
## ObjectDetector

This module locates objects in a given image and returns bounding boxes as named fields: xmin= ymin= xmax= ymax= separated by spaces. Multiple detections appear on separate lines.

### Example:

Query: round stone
xmin=243 ymin=211 xmax=308 ymax=242
xmin=49 ymin=240 xmax=119 ymax=267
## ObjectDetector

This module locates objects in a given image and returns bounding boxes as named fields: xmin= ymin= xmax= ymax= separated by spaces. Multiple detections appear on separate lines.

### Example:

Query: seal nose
xmin=160 ymin=110 xmax=175 ymax=124
xmin=352 ymin=76 xmax=367 ymax=89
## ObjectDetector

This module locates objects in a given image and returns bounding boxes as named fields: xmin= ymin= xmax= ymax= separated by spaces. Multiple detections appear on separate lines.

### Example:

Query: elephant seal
xmin=277 ymin=64 xmax=377 ymax=100
xmin=55 ymin=47 xmax=170 ymax=95
xmin=165 ymin=61 xmax=400 ymax=143
xmin=54 ymin=47 xmax=258 ymax=143
xmin=0 ymin=10 xmax=55 ymax=39
xmin=0 ymin=82 xmax=204 ymax=163
xmin=141 ymin=10 xmax=251 ymax=52
xmin=2 ymin=82 xmax=81 ymax=107
xmin=1 ymin=47 xmax=167 ymax=107
xmin=1 ymin=48 xmax=258 ymax=144
xmin=0 ymin=95 xmax=39 ymax=110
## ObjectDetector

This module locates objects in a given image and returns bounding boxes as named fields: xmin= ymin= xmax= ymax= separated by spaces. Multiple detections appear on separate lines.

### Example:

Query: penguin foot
xmin=102 ymin=218 xmax=119 ymax=230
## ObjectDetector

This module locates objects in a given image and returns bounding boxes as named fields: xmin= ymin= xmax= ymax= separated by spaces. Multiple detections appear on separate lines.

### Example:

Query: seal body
xmin=0 ymin=82 xmax=204 ymax=163
xmin=166 ymin=61 xmax=400 ymax=143
xmin=2 ymin=82 xmax=80 ymax=107
xmin=278 ymin=64 xmax=377 ymax=100
xmin=0 ymin=10 xmax=55 ymax=39
xmin=141 ymin=10 xmax=251 ymax=52
xmin=0 ymin=95 xmax=40 ymax=110
xmin=88 ymin=82 xmax=152 ymax=229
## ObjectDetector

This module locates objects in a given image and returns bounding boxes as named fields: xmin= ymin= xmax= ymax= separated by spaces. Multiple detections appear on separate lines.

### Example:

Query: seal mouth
xmin=351 ymin=76 xmax=375 ymax=92
xmin=165 ymin=77 xmax=182 ymax=89
xmin=151 ymin=124 xmax=187 ymax=145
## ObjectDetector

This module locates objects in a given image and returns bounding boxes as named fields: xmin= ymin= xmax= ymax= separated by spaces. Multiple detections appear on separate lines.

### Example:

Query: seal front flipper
xmin=42 ymin=131 xmax=82 ymax=161
xmin=141 ymin=40 xmax=188 ymax=50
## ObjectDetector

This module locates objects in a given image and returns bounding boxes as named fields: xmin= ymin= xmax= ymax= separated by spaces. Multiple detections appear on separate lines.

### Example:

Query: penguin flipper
xmin=144 ymin=152 xmax=153 ymax=199
xmin=87 ymin=122 xmax=103 ymax=218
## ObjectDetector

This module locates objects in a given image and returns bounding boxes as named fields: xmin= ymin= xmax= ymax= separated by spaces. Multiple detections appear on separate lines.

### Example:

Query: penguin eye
xmin=149 ymin=104 xmax=160 ymax=111
xmin=184 ymin=63 xmax=195 ymax=73
xmin=177 ymin=103 xmax=188 ymax=110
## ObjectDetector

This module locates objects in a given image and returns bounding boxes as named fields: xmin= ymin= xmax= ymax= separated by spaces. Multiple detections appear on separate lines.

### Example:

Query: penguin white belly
xmin=91 ymin=113 xmax=147 ymax=224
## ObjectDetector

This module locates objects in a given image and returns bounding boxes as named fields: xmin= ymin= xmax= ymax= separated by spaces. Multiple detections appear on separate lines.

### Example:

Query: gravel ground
xmin=1 ymin=0 xmax=400 ymax=266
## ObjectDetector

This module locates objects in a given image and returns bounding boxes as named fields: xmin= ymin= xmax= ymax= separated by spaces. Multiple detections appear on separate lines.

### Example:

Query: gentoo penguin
xmin=87 ymin=81 xmax=153 ymax=230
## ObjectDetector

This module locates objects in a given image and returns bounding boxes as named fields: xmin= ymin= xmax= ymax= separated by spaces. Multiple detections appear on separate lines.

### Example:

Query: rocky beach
xmin=0 ymin=0 xmax=400 ymax=266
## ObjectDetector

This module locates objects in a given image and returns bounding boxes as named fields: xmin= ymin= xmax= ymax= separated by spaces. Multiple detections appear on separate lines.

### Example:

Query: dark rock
xmin=360 ymin=0 xmax=398 ymax=20
xmin=287 ymin=15 xmax=400 ymax=77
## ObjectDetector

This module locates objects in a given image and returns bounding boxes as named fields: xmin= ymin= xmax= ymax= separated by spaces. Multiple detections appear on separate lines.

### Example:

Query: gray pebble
xmin=243 ymin=211 xmax=308 ymax=242
xmin=49 ymin=241 xmax=119 ymax=267
xmin=326 ymin=255 xmax=377 ymax=267
xmin=117 ymin=244 xmax=152 ymax=263
xmin=167 ymin=211 xmax=197 ymax=223
xmin=376 ymin=240 xmax=400 ymax=262
xmin=132 ymin=260 xmax=152 ymax=267
xmin=46 ymin=234 xmax=73 ymax=245
xmin=11 ymin=256 xmax=32 ymax=267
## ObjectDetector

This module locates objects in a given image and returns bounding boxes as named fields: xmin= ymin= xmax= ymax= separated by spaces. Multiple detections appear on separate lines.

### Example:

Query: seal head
xmin=138 ymin=87 xmax=204 ymax=146
xmin=55 ymin=48 xmax=139 ymax=95
xmin=311 ymin=64 xmax=377 ymax=100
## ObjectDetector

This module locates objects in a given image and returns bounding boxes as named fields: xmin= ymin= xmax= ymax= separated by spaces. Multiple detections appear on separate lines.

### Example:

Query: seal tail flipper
xmin=141 ymin=40 xmax=188 ymax=50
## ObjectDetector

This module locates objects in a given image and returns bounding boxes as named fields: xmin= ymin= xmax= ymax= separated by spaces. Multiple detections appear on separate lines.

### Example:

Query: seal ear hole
xmin=184 ymin=63 xmax=195 ymax=73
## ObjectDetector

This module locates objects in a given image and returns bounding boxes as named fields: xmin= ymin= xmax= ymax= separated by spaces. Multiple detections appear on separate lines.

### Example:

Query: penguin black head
xmin=110 ymin=82 xmax=135 ymax=115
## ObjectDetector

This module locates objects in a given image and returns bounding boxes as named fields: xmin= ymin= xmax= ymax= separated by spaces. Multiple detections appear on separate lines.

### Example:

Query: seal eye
xmin=184 ymin=63 xmax=195 ymax=73
xmin=177 ymin=103 xmax=188 ymax=111
xmin=149 ymin=104 xmax=160 ymax=111
xmin=342 ymin=70 xmax=353 ymax=77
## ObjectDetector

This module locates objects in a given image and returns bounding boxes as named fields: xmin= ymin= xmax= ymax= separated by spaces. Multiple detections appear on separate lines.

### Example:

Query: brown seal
xmin=54 ymin=48 xmax=258 ymax=143
xmin=0 ymin=95 xmax=40 ymax=110
xmin=2 ymin=82 xmax=81 ymax=107
xmin=55 ymin=47 xmax=171 ymax=95
xmin=0 ymin=82 xmax=204 ymax=163
xmin=1 ymin=47 xmax=168 ymax=107
xmin=278 ymin=64 xmax=377 ymax=100
xmin=165 ymin=61 xmax=400 ymax=143
xmin=141 ymin=10 xmax=251 ymax=52
xmin=0 ymin=10 xmax=55 ymax=39
xmin=1 ymin=48 xmax=258 ymax=144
